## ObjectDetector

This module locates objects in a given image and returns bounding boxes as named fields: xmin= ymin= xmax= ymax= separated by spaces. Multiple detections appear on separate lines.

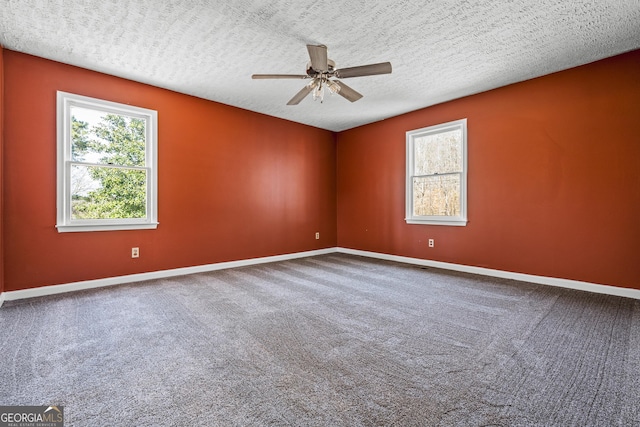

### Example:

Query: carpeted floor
xmin=0 ymin=254 xmax=638 ymax=426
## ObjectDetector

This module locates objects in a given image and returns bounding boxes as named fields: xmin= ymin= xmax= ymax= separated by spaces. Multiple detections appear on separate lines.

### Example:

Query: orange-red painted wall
xmin=337 ymin=50 xmax=640 ymax=289
xmin=3 ymin=51 xmax=336 ymax=292
xmin=3 ymin=49 xmax=639 ymax=294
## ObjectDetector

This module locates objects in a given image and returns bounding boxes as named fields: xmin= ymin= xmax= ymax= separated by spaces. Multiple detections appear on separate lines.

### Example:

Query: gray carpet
xmin=0 ymin=254 xmax=638 ymax=426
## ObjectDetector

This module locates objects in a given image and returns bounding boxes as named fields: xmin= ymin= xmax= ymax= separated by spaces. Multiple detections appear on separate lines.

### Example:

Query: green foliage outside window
xmin=70 ymin=114 xmax=147 ymax=220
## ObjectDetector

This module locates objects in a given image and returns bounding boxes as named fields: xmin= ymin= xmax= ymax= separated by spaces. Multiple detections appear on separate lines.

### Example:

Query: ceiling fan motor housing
xmin=306 ymin=59 xmax=336 ymax=77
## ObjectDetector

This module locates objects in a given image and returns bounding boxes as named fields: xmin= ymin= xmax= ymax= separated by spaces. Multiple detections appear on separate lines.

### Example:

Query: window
xmin=56 ymin=91 xmax=158 ymax=232
xmin=406 ymin=118 xmax=467 ymax=226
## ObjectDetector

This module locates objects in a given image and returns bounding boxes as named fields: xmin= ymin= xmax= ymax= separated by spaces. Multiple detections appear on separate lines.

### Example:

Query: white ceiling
xmin=1 ymin=1 xmax=639 ymax=132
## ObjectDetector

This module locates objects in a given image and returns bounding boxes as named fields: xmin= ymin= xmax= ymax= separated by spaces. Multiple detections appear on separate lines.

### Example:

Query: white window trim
xmin=405 ymin=118 xmax=467 ymax=226
xmin=56 ymin=91 xmax=158 ymax=232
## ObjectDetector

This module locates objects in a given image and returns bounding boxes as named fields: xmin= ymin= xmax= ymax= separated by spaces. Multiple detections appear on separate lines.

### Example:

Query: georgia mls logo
xmin=44 ymin=406 xmax=63 ymax=419
xmin=0 ymin=405 xmax=64 ymax=427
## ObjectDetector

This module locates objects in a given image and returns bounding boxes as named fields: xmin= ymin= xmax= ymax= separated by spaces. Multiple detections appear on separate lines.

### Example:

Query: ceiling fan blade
xmin=307 ymin=45 xmax=328 ymax=72
xmin=334 ymin=62 xmax=392 ymax=79
xmin=334 ymin=80 xmax=363 ymax=102
xmin=287 ymin=82 xmax=315 ymax=105
xmin=252 ymin=74 xmax=308 ymax=79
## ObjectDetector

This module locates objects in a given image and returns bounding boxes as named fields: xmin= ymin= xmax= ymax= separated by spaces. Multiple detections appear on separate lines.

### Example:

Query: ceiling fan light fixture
xmin=327 ymin=80 xmax=341 ymax=95
xmin=312 ymin=80 xmax=325 ymax=102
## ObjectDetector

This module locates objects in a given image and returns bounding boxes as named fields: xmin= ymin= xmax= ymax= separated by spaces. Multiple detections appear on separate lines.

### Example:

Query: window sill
xmin=405 ymin=218 xmax=467 ymax=226
xmin=56 ymin=222 xmax=159 ymax=233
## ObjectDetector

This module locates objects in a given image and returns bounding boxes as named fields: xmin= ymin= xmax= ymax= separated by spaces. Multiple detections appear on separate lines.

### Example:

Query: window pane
xmin=71 ymin=165 xmax=147 ymax=219
xmin=414 ymin=129 xmax=462 ymax=175
xmin=70 ymin=106 xmax=146 ymax=167
xmin=413 ymin=174 xmax=460 ymax=216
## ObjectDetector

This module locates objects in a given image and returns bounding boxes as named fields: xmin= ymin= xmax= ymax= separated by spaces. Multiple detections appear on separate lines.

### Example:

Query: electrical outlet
xmin=428 ymin=239 xmax=434 ymax=248
xmin=131 ymin=247 xmax=139 ymax=258
xmin=315 ymin=232 xmax=320 ymax=240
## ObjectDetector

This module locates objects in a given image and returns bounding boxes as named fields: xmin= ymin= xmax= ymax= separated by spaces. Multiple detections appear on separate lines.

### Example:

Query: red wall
xmin=337 ymin=50 xmax=640 ymax=289
xmin=3 ymin=49 xmax=639 ymax=293
xmin=3 ymin=51 xmax=336 ymax=292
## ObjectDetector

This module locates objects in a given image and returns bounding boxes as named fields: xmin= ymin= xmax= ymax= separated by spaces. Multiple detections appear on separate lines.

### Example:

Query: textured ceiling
xmin=1 ymin=0 xmax=639 ymax=131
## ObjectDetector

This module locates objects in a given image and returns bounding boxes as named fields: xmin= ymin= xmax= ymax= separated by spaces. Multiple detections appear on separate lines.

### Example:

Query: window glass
xmin=413 ymin=129 xmax=462 ymax=175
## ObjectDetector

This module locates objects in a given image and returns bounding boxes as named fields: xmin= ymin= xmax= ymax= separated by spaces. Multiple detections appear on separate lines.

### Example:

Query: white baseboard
xmin=1 ymin=246 xmax=638 ymax=307
xmin=0 ymin=248 xmax=337 ymax=306
xmin=337 ymin=247 xmax=640 ymax=300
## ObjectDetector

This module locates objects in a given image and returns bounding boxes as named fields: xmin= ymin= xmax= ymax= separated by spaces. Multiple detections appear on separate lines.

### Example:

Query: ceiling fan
xmin=252 ymin=44 xmax=392 ymax=105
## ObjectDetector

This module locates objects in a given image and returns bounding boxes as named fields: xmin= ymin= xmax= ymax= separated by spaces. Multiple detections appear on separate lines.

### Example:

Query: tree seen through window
xmin=70 ymin=109 xmax=147 ymax=220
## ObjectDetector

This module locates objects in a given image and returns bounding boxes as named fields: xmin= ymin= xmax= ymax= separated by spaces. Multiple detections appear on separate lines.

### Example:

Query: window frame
xmin=56 ymin=91 xmax=158 ymax=232
xmin=405 ymin=118 xmax=467 ymax=226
